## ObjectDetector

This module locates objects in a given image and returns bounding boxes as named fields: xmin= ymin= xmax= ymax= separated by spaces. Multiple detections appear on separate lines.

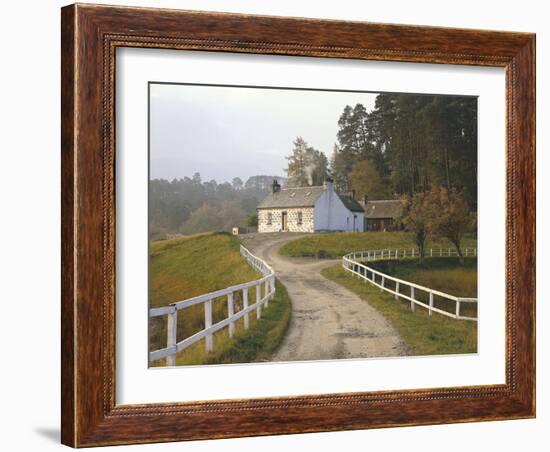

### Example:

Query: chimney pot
xmin=272 ymin=179 xmax=281 ymax=193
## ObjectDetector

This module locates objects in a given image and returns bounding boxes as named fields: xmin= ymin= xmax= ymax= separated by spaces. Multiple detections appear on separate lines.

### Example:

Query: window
xmin=297 ymin=211 xmax=303 ymax=225
xmin=267 ymin=212 xmax=272 ymax=225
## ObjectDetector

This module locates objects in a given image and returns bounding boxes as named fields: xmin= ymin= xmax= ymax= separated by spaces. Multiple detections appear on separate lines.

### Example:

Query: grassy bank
xmin=174 ymin=280 xmax=291 ymax=366
xmin=279 ymin=231 xmax=477 ymax=259
xmin=149 ymin=232 xmax=291 ymax=365
xmin=321 ymin=264 xmax=477 ymax=356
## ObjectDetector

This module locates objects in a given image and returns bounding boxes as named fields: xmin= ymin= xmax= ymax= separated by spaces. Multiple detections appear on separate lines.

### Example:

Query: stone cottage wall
xmin=258 ymin=208 xmax=314 ymax=233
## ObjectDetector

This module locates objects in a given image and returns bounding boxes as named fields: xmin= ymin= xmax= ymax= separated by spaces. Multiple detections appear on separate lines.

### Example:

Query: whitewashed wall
xmin=313 ymin=186 xmax=363 ymax=232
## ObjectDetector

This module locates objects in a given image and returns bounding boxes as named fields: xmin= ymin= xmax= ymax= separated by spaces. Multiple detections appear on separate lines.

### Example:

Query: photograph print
xmin=148 ymin=82 xmax=478 ymax=367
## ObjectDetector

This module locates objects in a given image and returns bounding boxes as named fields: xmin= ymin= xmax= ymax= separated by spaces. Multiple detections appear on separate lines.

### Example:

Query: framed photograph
xmin=61 ymin=3 xmax=535 ymax=447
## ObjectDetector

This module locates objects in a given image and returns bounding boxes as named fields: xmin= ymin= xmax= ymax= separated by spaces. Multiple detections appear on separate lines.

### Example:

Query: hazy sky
xmin=149 ymin=83 xmax=377 ymax=183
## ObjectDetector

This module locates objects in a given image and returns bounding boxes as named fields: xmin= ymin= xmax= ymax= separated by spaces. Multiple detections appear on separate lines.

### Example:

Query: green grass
xmin=321 ymin=264 xmax=478 ymax=356
xmin=174 ymin=280 xmax=291 ymax=366
xmin=279 ymin=231 xmax=477 ymax=259
xmin=149 ymin=232 xmax=291 ymax=366
xmin=368 ymin=258 xmax=478 ymax=318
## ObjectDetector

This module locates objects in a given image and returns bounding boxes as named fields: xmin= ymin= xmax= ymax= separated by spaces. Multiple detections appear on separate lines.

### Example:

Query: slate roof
xmin=364 ymin=200 xmax=404 ymax=219
xmin=257 ymin=186 xmax=365 ymax=213
xmin=337 ymin=194 xmax=365 ymax=213
xmin=257 ymin=186 xmax=325 ymax=209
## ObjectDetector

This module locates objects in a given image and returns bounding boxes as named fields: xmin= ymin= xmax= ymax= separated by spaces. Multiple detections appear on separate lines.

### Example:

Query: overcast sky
xmin=149 ymin=83 xmax=377 ymax=183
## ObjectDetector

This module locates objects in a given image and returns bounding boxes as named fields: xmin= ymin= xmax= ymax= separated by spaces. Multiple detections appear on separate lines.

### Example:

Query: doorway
xmin=281 ymin=211 xmax=288 ymax=231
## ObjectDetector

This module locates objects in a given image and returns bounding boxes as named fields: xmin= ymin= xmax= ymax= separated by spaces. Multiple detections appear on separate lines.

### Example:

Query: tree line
xmin=149 ymin=174 xmax=286 ymax=239
xmin=150 ymin=92 xmax=477 ymax=239
xmin=285 ymin=93 xmax=477 ymax=209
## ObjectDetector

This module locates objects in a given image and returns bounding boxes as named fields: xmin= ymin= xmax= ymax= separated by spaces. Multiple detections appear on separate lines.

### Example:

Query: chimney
xmin=323 ymin=177 xmax=334 ymax=192
xmin=351 ymin=190 xmax=356 ymax=200
xmin=363 ymin=194 xmax=368 ymax=205
xmin=272 ymin=179 xmax=281 ymax=193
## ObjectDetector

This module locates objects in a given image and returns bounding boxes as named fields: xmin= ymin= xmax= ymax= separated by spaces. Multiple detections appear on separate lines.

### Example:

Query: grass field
xmin=368 ymin=258 xmax=478 ymax=318
xmin=149 ymin=232 xmax=291 ymax=365
xmin=279 ymin=231 xmax=477 ymax=259
xmin=321 ymin=262 xmax=478 ymax=356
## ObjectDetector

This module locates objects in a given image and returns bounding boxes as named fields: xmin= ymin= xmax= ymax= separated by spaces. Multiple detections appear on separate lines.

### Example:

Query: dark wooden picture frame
xmin=61 ymin=3 xmax=535 ymax=447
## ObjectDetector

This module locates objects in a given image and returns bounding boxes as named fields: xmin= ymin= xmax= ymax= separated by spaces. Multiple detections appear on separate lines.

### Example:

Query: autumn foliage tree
xmin=402 ymin=186 xmax=474 ymax=264
xmin=428 ymin=187 xmax=474 ymax=263
xmin=401 ymin=192 xmax=436 ymax=262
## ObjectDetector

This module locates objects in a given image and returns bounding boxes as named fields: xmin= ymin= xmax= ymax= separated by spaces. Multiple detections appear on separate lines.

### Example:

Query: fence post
xmin=381 ymin=276 xmax=385 ymax=291
xmin=412 ymin=247 xmax=415 ymax=257
xmin=448 ymin=247 xmax=451 ymax=256
xmin=264 ymin=280 xmax=269 ymax=307
xmin=440 ymin=248 xmax=442 ymax=256
xmin=256 ymin=283 xmax=262 ymax=319
xmin=430 ymin=248 xmax=433 ymax=257
xmin=271 ymin=277 xmax=276 ymax=300
xmin=227 ymin=292 xmax=235 ymax=338
xmin=456 ymin=299 xmax=461 ymax=318
xmin=243 ymin=288 xmax=249 ymax=329
xmin=204 ymin=299 xmax=213 ymax=352
xmin=166 ymin=309 xmax=177 ymax=366
xmin=395 ymin=248 xmax=398 ymax=258
xmin=410 ymin=286 xmax=415 ymax=311
xmin=465 ymin=248 xmax=469 ymax=257
xmin=474 ymin=248 xmax=477 ymax=257
xmin=395 ymin=281 xmax=399 ymax=300
xmin=429 ymin=292 xmax=434 ymax=316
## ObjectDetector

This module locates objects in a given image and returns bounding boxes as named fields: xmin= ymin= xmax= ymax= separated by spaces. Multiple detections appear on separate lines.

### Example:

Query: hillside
xmin=149 ymin=232 xmax=291 ymax=366
xmin=150 ymin=232 xmax=259 ymax=309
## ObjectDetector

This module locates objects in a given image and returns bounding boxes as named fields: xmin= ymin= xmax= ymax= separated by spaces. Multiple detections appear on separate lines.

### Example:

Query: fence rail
xmin=149 ymin=245 xmax=276 ymax=365
xmin=342 ymin=247 xmax=478 ymax=321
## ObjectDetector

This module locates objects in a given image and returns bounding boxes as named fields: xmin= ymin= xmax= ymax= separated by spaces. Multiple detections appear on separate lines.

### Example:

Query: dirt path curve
xmin=241 ymin=233 xmax=408 ymax=362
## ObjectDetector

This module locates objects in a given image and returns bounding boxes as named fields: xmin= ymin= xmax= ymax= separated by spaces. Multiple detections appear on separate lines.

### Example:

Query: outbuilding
xmin=363 ymin=199 xmax=404 ymax=231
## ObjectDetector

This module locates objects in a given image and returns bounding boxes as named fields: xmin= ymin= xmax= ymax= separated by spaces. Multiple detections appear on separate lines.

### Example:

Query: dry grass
xmin=149 ymin=232 xmax=291 ymax=366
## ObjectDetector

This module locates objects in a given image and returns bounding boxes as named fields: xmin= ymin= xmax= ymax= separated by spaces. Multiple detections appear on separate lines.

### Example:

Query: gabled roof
xmin=337 ymin=194 xmax=365 ymax=213
xmin=364 ymin=200 xmax=404 ymax=219
xmin=257 ymin=186 xmax=325 ymax=209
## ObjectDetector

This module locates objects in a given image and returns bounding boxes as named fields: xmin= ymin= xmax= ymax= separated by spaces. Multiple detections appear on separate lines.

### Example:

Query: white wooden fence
xmin=342 ymin=247 xmax=478 ymax=321
xmin=149 ymin=245 xmax=276 ymax=365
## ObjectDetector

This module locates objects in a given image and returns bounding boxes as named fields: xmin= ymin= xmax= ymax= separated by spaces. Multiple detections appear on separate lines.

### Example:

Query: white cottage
xmin=257 ymin=179 xmax=364 ymax=233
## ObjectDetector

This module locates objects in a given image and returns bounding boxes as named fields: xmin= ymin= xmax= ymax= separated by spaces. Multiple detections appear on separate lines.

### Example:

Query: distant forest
xmin=150 ymin=174 xmax=287 ymax=240
xmin=150 ymin=93 xmax=477 ymax=239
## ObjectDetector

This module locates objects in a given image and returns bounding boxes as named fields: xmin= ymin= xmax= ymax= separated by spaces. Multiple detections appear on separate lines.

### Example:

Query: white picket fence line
xmin=149 ymin=245 xmax=276 ymax=365
xmin=342 ymin=247 xmax=478 ymax=321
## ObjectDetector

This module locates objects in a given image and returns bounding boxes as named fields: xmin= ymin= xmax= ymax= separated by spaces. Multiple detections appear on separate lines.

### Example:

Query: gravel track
xmin=241 ymin=233 xmax=408 ymax=362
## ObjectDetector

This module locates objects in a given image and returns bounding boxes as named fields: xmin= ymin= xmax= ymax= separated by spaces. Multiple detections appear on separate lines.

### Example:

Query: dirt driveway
xmin=241 ymin=233 xmax=408 ymax=362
